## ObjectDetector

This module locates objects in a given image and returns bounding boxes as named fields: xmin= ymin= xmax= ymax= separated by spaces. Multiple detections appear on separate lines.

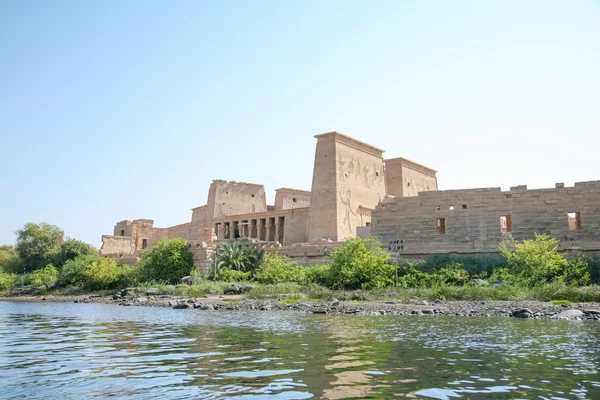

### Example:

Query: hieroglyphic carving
xmin=338 ymin=154 xmax=346 ymax=182
xmin=340 ymin=189 xmax=356 ymax=231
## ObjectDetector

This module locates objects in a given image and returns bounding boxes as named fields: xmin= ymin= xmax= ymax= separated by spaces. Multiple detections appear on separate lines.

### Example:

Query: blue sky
xmin=1 ymin=0 xmax=599 ymax=247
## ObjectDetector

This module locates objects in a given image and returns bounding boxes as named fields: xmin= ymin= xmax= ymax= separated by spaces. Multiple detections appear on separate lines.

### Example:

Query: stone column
xmin=266 ymin=222 xmax=272 ymax=242
xmin=274 ymin=222 xmax=280 ymax=244
xmin=257 ymin=220 xmax=263 ymax=241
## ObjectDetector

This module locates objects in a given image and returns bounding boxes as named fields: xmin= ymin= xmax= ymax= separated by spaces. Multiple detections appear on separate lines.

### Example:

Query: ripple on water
xmin=0 ymin=301 xmax=599 ymax=399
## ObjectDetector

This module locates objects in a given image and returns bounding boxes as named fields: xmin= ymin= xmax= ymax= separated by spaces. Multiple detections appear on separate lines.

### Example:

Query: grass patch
xmin=548 ymin=299 xmax=572 ymax=305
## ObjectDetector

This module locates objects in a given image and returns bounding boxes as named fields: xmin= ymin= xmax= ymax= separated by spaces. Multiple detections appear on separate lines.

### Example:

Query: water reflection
xmin=0 ymin=301 xmax=599 ymax=399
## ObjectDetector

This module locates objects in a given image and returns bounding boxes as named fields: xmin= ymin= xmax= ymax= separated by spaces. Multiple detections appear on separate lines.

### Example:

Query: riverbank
xmin=3 ymin=291 xmax=600 ymax=320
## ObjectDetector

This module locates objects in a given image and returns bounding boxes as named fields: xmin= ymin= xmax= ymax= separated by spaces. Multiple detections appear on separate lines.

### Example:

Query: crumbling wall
xmin=274 ymin=188 xmax=311 ymax=210
xmin=372 ymin=181 xmax=600 ymax=255
xmin=190 ymin=205 xmax=208 ymax=239
xmin=149 ymin=222 xmax=192 ymax=247
xmin=100 ymin=235 xmax=135 ymax=256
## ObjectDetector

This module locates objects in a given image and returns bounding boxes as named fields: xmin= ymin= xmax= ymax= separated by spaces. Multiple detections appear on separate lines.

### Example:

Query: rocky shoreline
xmin=2 ymin=290 xmax=600 ymax=320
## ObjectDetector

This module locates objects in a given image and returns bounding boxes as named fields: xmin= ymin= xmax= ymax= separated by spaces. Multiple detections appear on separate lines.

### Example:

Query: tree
xmin=15 ymin=223 xmax=64 ymax=271
xmin=57 ymin=238 xmax=97 ymax=267
xmin=328 ymin=237 xmax=393 ymax=290
xmin=0 ymin=245 xmax=23 ymax=274
xmin=499 ymin=233 xmax=567 ymax=286
xmin=139 ymin=238 xmax=193 ymax=283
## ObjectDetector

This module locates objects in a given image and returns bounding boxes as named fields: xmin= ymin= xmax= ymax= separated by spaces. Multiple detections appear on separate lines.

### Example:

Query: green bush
xmin=57 ymin=239 xmax=96 ymax=268
xmin=216 ymin=268 xmax=251 ymax=282
xmin=422 ymin=253 xmax=506 ymax=277
xmin=499 ymin=234 xmax=568 ymax=286
xmin=0 ymin=245 xmax=24 ymax=274
xmin=83 ymin=258 xmax=136 ymax=290
xmin=254 ymin=253 xmax=306 ymax=284
xmin=328 ymin=237 xmax=393 ymax=290
xmin=588 ymin=257 xmax=600 ymax=284
xmin=29 ymin=264 xmax=59 ymax=291
xmin=58 ymin=255 xmax=97 ymax=287
xmin=0 ymin=271 xmax=17 ymax=291
xmin=15 ymin=222 xmax=64 ymax=271
xmin=304 ymin=264 xmax=333 ymax=286
xmin=139 ymin=238 xmax=193 ymax=283
xmin=560 ymin=258 xmax=591 ymax=286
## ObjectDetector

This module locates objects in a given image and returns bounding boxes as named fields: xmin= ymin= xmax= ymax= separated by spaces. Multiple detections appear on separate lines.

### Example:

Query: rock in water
xmin=511 ymin=308 xmax=533 ymax=318
xmin=199 ymin=304 xmax=214 ymax=310
xmin=557 ymin=309 xmax=584 ymax=319
xmin=583 ymin=309 xmax=600 ymax=315
xmin=173 ymin=303 xmax=190 ymax=309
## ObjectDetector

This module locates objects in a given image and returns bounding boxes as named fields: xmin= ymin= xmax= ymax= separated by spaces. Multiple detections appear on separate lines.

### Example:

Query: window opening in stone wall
xmin=449 ymin=205 xmax=454 ymax=210
xmin=568 ymin=212 xmax=581 ymax=230
xmin=293 ymin=197 xmax=297 ymax=203
xmin=142 ymin=239 xmax=148 ymax=249
xmin=462 ymin=204 xmax=467 ymax=209
xmin=251 ymin=194 xmax=255 ymax=197
xmin=437 ymin=218 xmax=446 ymax=234
xmin=436 ymin=206 xmax=441 ymax=211
xmin=120 ymin=230 xmax=125 ymax=236
xmin=375 ymin=172 xmax=379 ymax=176
xmin=500 ymin=215 xmax=512 ymax=233
xmin=366 ymin=222 xmax=371 ymax=227
xmin=407 ymin=182 xmax=411 ymax=187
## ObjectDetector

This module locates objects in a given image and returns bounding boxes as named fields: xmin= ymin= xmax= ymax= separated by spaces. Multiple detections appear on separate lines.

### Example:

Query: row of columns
xmin=215 ymin=218 xmax=283 ymax=242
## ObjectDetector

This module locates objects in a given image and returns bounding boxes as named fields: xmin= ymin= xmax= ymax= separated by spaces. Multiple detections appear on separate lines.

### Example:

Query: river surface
xmin=0 ymin=301 xmax=599 ymax=399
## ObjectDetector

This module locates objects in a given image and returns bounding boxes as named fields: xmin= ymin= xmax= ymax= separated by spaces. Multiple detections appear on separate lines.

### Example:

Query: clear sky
xmin=1 ymin=0 xmax=599 ymax=247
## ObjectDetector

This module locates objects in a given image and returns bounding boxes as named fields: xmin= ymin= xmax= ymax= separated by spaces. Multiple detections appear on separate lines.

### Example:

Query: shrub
xmin=588 ymin=257 xmax=600 ymax=284
xmin=29 ymin=264 xmax=59 ymax=291
xmin=139 ymin=238 xmax=193 ymax=283
xmin=0 ymin=271 xmax=17 ymax=291
xmin=214 ymin=242 xmax=262 ymax=272
xmin=0 ymin=245 xmax=23 ymax=274
xmin=304 ymin=264 xmax=333 ymax=286
xmin=216 ymin=268 xmax=251 ymax=282
xmin=83 ymin=258 xmax=136 ymax=290
xmin=15 ymin=222 xmax=64 ymax=271
xmin=560 ymin=258 xmax=591 ymax=286
xmin=57 ymin=239 xmax=96 ymax=268
xmin=499 ymin=234 xmax=567 ymax=286
xmin=423 ymin=253 xmax=506 ymax=277
xmin=328 ymin=237 xmax=393 ymax=290
xmin=58 ymin=255 xmax=97 ymax=287
xmin=254 ymin=253 xmax=306 ymax=284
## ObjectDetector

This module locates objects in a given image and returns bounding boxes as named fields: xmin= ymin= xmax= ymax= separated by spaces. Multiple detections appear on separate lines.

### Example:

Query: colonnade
xmin=215 ymin=216 xmax=284 ymax=243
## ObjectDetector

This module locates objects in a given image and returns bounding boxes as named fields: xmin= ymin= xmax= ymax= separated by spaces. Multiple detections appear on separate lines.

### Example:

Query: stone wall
xmin=274 ymin=188 xmax=311 ymax=210
xmin=206 ymin=180 xmax=267 ymax=222
xmin=99 ymin=235 xmax=135 ymax=256
xmin=307 ymin=132 xmax=387 ymax=243
xmin=372 ymin=181 xmax=600 ymax=255
xmin=282 ymin=207 xmax=309 ymax=245
xmin=150 ymin=222 xmax=192 ymax=247
xmin=190 ymin=205 xmax=208 ymax=238
xmin=385 ymin=157 xmax=438 ymax=197
xmin=259 ymin=242 xmax=340 ymax=266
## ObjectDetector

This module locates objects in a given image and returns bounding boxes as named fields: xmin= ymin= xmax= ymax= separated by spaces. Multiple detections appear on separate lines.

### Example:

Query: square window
xmin=449 ymin=205 xmax=455 ymax=210
xmin=293 ymin=197 xmax=297 ymax=203
xmin=437 ymin=218 xmax=446 ymax=234
xmin=120 ymin=229 xmax=125 ymax=236
xmin=462 ymin=204 xmax=467 ymax=209
xmin=568 ymin=212 xmax=581 ymax=230
xmin=500 ymin=215 xmax=512 ymax=233
xmin=142 ymin=239 xmax=148 ymax=249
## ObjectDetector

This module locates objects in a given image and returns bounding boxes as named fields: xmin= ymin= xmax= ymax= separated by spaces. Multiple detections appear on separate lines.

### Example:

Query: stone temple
xmin=100 ymin=131 xmax=438 ymax=267
xmin=100 ymin=131 xmax=600 ymax=269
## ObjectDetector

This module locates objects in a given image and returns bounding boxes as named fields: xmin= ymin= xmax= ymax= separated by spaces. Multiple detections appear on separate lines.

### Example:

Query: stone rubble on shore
xmin=3 ymin=290 xmax=600 ymax=320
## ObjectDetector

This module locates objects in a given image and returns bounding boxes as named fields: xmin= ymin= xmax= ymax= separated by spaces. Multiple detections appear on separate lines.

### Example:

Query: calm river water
xmin=0 ymin=301 xmax=599 ymax=399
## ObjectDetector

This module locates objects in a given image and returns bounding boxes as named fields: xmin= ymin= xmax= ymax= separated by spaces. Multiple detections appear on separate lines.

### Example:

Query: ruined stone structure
xmin=372 ymin=181 xmax=600 ymax=258
xmin=100 ymin=130 xmax=600 ymax=271
xmin=99 ymin=131 xmax=437 ymax=269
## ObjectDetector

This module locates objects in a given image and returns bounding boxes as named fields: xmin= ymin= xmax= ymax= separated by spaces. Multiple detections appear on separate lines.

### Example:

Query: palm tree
xmin=214 ymin=242 xmax=262 ymax=272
